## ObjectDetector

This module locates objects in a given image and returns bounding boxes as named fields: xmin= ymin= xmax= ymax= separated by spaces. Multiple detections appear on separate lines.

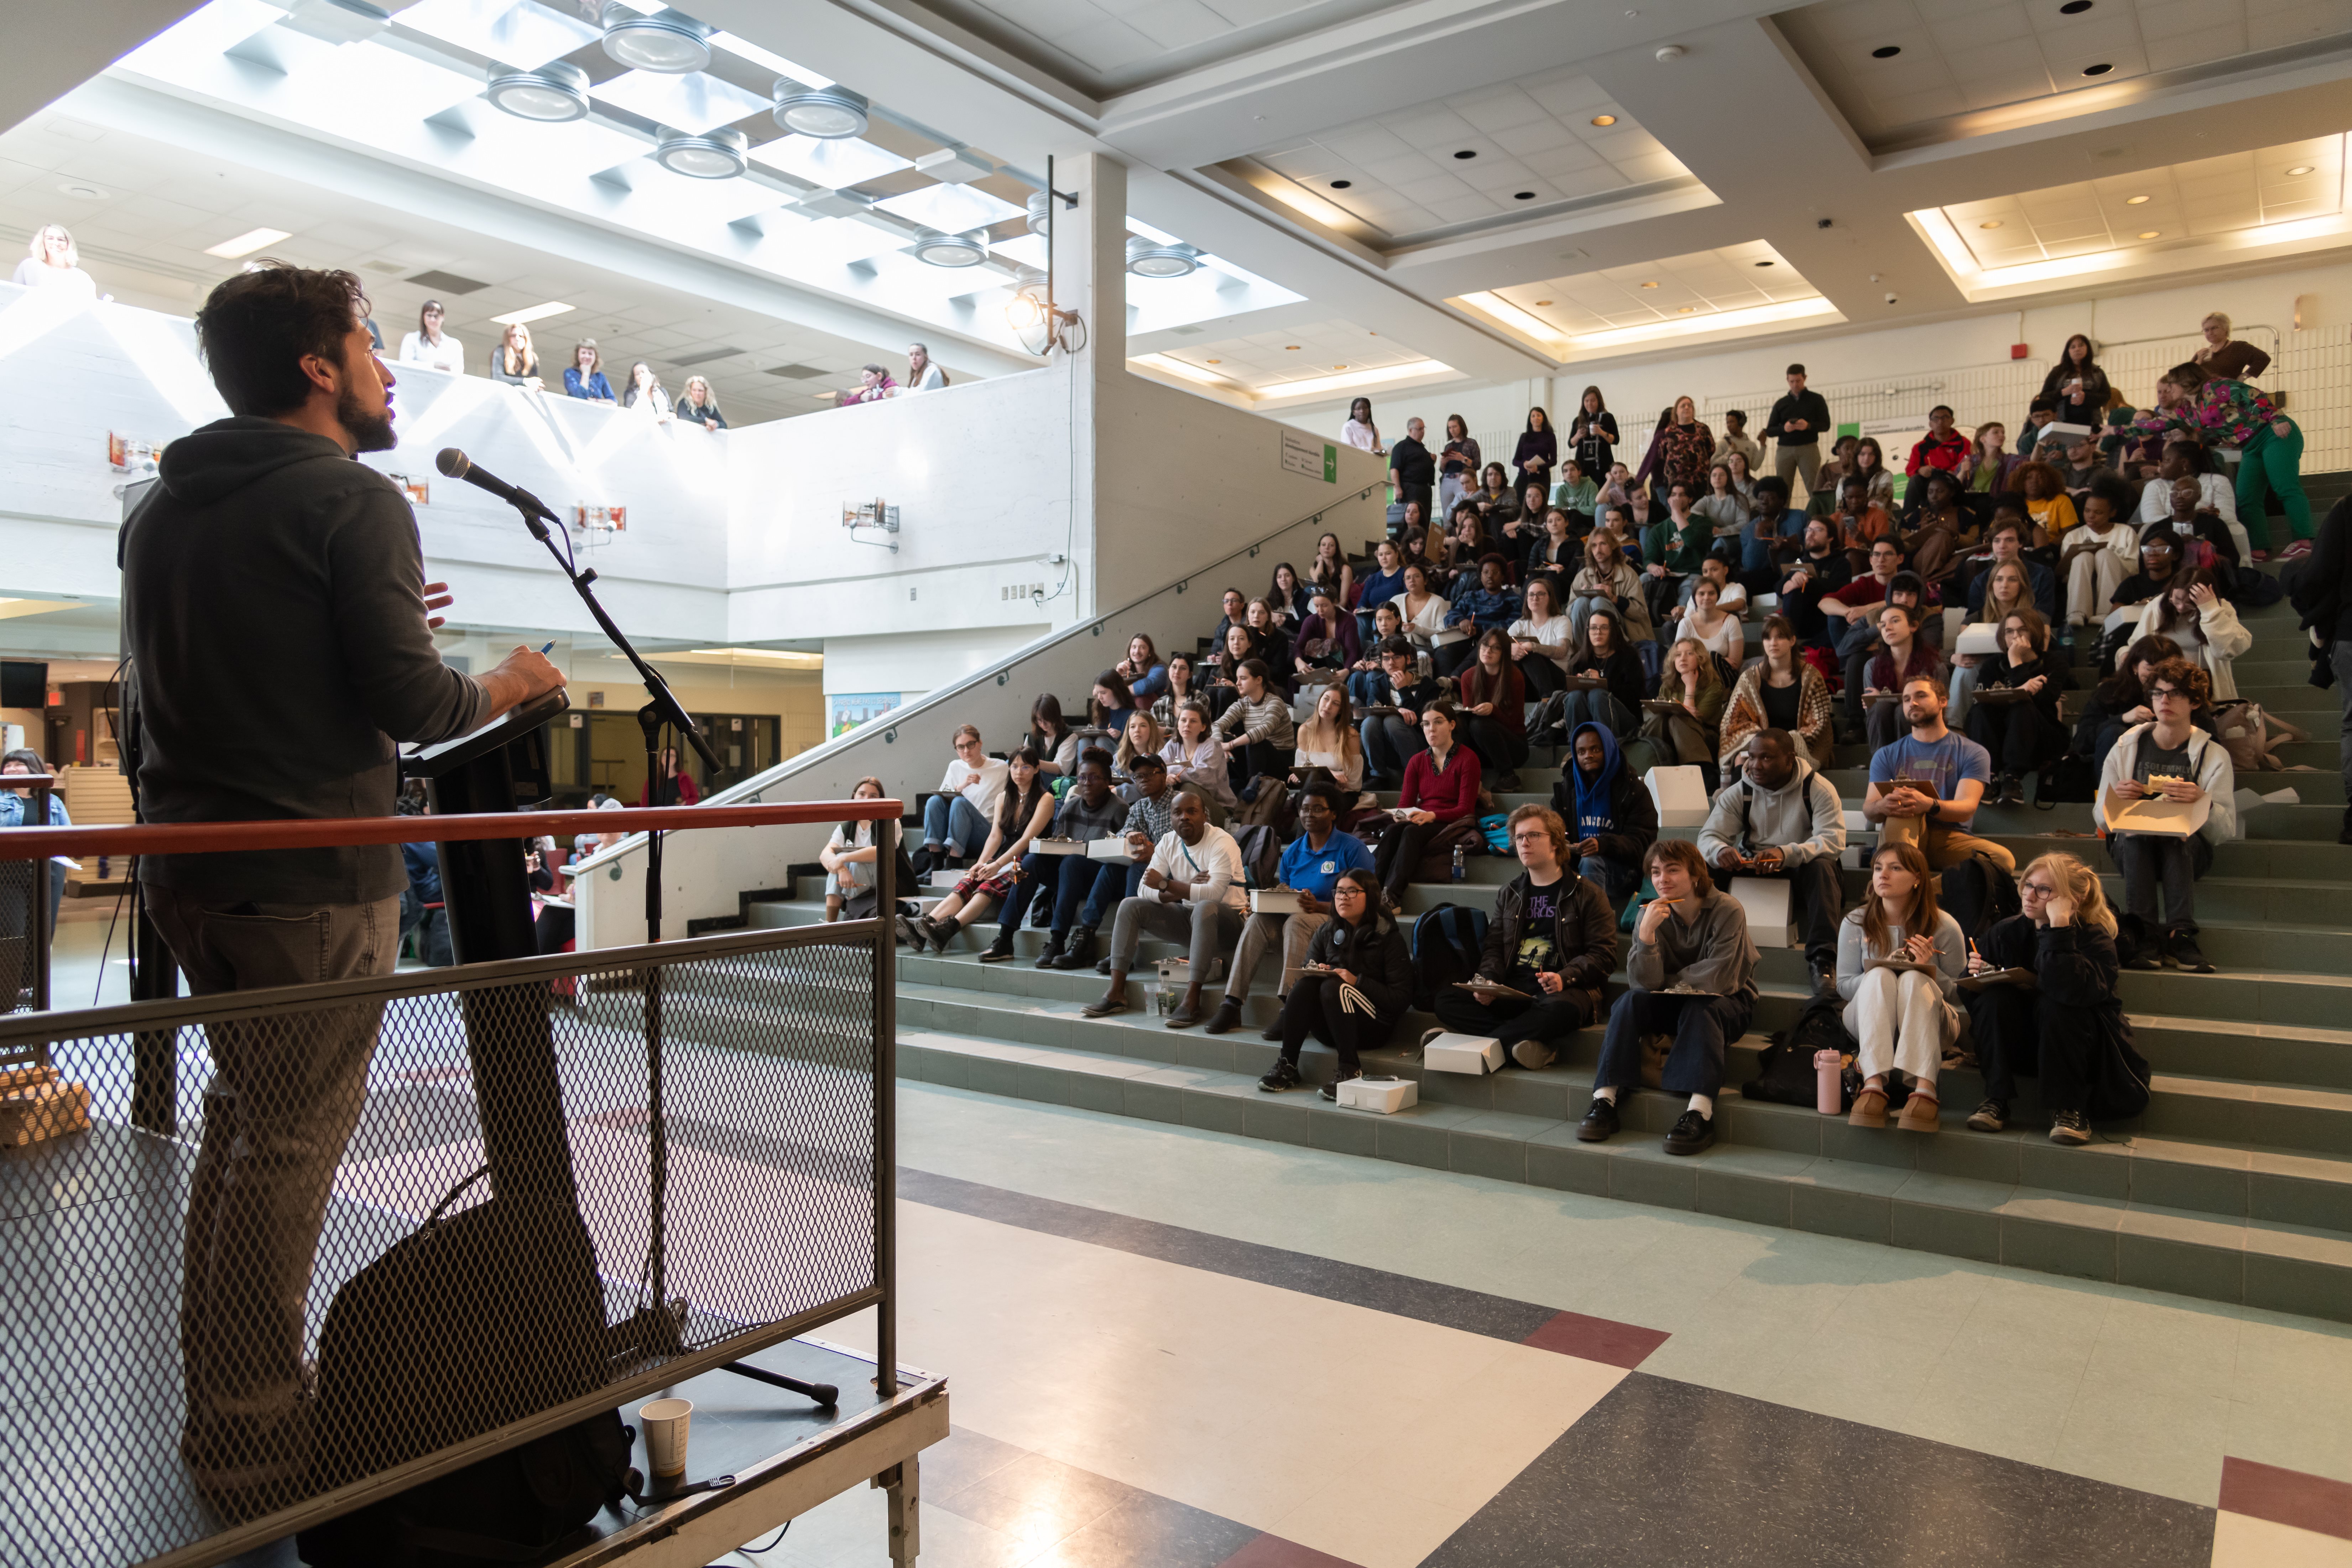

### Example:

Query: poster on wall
xmin=830 ymin=691 xmax=900 ymax=738
xmin=1280 ymin=428 xmax=1338 ymax=483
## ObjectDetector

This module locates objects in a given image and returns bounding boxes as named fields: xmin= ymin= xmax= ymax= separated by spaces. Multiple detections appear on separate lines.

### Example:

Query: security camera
xmin=1884 ymin=292 xmax=1899 ymax=305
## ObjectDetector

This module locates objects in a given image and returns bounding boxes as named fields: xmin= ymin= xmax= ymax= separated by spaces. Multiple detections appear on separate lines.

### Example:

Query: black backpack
xmin=2035 ymin=752 xmax=2098 ymax=806
xmin=1408 ymin=903 xmax=1487 ymax=1011
xmin=1743 ymin=992 xmax=1856 ymax=1106
xmin=1940 ymin=853 xmax=2021 ymax=941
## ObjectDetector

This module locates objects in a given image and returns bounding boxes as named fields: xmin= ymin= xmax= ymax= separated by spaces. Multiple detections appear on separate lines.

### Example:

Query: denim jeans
xmin=921 ymin=793 xmax=990 ymax=858
xmin=2107 ymin=831 xmax=2213 ymax=927
xmin=1580 ymin=854 xmax=1640 ymax=911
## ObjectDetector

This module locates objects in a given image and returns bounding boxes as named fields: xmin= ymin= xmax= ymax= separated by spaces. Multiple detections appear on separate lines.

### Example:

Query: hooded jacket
xmin=2094 ymin=722 xmax=2237 ymax=846
xmin=120 ymin=417 xmax=491 ymax=903
xmin=1549 ymin=722 xmax=1657 ymax=869
xmin=1696 ymin=757 xmax=1846 ymax=868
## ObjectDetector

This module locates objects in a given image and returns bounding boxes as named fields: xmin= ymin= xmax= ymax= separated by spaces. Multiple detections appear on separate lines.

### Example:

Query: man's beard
xmin=339 ymin=384 xmax=397 ymax=453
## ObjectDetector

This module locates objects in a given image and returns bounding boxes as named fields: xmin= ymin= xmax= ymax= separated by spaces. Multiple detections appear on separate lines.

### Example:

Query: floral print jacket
xmin=2135 ymin=378 xmax=2283 ymax=450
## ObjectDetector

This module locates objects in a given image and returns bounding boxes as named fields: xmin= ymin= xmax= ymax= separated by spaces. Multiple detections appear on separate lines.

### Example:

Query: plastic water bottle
xmin=1450 ymin=844 xmax=1466 ymax=882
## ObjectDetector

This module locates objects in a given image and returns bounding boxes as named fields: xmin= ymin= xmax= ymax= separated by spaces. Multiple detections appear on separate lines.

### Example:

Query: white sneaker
xmin=1510 ymin=1039 xmax=1556 ymax=1071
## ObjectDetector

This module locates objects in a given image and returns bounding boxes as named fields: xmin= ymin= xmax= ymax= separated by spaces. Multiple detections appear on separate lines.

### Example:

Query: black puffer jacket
xmin=1303 ymin=907 xmax=1413 ymax=1016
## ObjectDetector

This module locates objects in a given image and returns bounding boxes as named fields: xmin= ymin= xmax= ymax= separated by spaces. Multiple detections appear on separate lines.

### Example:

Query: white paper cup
xmin=639 ymin=1397 xmax=693 ymax=1477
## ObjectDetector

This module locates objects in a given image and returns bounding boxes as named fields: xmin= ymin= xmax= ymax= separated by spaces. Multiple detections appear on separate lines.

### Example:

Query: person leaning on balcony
xmin=119 ymin=261 xmax=565 ymax=1513
xmin=492 ymin=321 xmax=543 ymax=389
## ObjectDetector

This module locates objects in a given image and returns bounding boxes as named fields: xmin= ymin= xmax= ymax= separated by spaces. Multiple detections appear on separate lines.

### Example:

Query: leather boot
xmin=1033 ymin=929 xmax=1065 ymax=969
xmin=1049 ymin=924 xmax=1098 ymax=970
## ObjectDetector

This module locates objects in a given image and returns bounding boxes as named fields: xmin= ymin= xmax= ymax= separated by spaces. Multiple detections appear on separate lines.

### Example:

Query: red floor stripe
xmin=2219 ymin=1456 xmax=2352 ymax=1543
xmin=1521 ymin=1308 xmax=1672 ymax=1369
xmin=1217 ymin=1535 xmax=1365 ymax=1568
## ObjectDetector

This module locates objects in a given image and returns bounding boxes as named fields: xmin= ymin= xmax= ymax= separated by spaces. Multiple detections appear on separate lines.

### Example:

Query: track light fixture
xmin=772 ymin=79 xmax=869 ymax=139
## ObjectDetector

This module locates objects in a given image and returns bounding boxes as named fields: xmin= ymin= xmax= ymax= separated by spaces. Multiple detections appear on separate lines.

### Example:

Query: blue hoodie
xmin=1568 ymin=721 xmax=1623 ymax=841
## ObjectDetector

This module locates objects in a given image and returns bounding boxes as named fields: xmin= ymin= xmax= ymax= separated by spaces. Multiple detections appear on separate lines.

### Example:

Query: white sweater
xmin=2123 ymin=597 xmax=2253 ymax=700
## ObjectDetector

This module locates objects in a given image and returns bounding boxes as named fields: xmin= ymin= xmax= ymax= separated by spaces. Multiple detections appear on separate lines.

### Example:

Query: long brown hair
xmin=1860 ymin=841 xmax=1939 ymax=958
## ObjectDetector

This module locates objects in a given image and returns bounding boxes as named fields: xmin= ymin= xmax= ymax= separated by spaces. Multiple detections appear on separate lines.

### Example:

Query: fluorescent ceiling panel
xmin=397 ymin=0 xmax=599 ymax=70
xmin=875 ymin=182 xmax=1023 ymax=232
xmin=588 ymin=69 xmax=772 ymax=135
xmin=749 ymin=134 xmax=909 ymax=189
xmin=709 ymin=32 xmax=832 ymax=88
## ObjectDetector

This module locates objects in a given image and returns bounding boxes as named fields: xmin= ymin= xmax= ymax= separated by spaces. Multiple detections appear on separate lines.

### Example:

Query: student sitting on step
xmin=2073 ymin=634 xmax=2206 ymax=776
xmin=1023 ymin=749 xmax=1130 ymax=973
xmin=1422 ymin=804 xmax=1618 ymax=1071
xmin=1838 ymin=840 xmax=1967 ymax=1135
xmin=1254 ymin=869 xmax=1414 ymax=1101
xmin=1963 ymin=852 xmax=2148 ymax=1146
xmin=1357 ymin=637 xmax=1440 ymax=789
xmin=909 ymin=747 xmax=1053 ymax=953
xmin=1964 ymin=606 xmax=2072 ymax=806
xmin=1862 ymin=602 xmax=1947 ymax=751
xmin=1575 ymin=838 xmax=1759 ymax=1158
xmin=1205 ymin=782 xmax=1375 ymax=1037
xmin=1085 ymin=788 xmax=1248 ymax=1027
xmin=1548 ymin=720 xmax=1657 ymax=912
xmin=1371 ymin=702 xmax=1482 ymax=907
xmin=1697 ymin=728 xmax=1846 ymax=995
xmin=2095 ymin=657 xmax=2236 ymax=974
xmin=921 ymin=723 xmax=1010 ymax=868
xmin=1863 ymin=674 xmax=2014 ymax=872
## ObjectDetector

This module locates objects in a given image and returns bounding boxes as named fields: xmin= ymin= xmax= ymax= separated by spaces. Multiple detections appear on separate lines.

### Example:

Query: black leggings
xmin=1373 ymin=819 xmax=1446 ymax=896
xmin=1966 ymin=699 xmax=2067 ymax=775
xmin=1278 ymin=975 xmax=1398 ymax=1075
xmin=1516 ymin=653 xmax=1566 ymax=698
xmin=1225 ymin=739 xmax=1286 ymax=795
xmin=1461 ymin=718 xmax=1528 ymax=776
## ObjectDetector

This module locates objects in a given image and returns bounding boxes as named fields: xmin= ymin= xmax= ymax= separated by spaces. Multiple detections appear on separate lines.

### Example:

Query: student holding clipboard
xmin=1835 ymin=841 xmax=1967 ymax=1133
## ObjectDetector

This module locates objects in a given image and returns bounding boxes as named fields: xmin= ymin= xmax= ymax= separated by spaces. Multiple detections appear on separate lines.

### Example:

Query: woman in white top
xmin=1291 ymin=684 xmax=1365 ymax=793
xmin=1680 ymin=577 xmax=1743 ymax=667
xmin=1161 ymin=699 xmax=1237 ymax=813
xmin=2060 ymin=484 xmax=2139 ymax=625
xmin=1506 ymin=575 xmax=1573 ymax=697
xmin=397 ymin=300 xmax=464 ymax=375
xmin=2126 ymin=568 xmax=2252 ymax=700
xmin=1395 ymin=564 xmax=1454 ymax=655
xmin=1836 ymin=840 xmax=1967 ymax=1135
xmin=1341 ymin=395 xmax=1383 ymax=455
xmin=624 ymin=361 xmax=673 ymax=418
xmin=14 ymin=224 xmax=98 ymax=297
xmin=819 ymin=776 xmax=888 ymax=921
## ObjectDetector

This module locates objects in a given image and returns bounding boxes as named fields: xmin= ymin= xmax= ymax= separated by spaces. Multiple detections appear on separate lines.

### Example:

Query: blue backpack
xmin=1409 ymin=903 xmax=1488 ymax=1011
xmin=1478 ymin=812 xmax=1510 ymax=854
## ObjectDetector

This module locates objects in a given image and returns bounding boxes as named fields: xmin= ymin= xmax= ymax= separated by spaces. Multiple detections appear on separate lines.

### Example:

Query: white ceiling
xmin=1494 ymin=241 xmax=1819 ymax=338
xmin=1774 ymin=0 xmax=2352 ymax=149
xmin=1248 ymin=69 xmax=1686 ymax=244
xmin=1147 ymin=317 xmax=1420 ymax=393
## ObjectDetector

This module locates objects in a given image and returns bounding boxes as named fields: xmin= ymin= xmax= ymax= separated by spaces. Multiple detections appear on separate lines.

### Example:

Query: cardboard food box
xmin=1728 ymin=876 xmax=1795 ymax=949
xmin=1954 ymin=622 xmax=2002 ymax=657
xmin=1249 ymin=888 xmax=1302 ymax=915
xmin=1336 ymin=1075 xmax=1418 ymax=1113
xmin=1646 ymin=765 xmax=1709 ymax=829
xmin=1029 ymin=838 xmax=1088 ymax=856
xmin=2102 ymin=785 xmax=2211 ymax=838
xmin=1085 ymin=836 xmax=1133 ymax=861
xmin=1421 ymin=1032 xmax=1505 ymax=1074
xmin=0 ymin=1074 xmax=90 ymax=1149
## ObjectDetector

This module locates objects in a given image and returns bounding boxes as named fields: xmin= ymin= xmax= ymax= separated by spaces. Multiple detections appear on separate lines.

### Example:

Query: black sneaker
xmin=1663 ymin=1109 xmax=1714 ymax=1156
xmin=1575 ymin=1096 xmax=1620 ymax=1143
xmin=1808 ymin=959 xmax=1837 ymax=998
xmin=1965 ymin=1099 xmax=2006 ymax=1132
xmin=920 ymin=916 xmax=955 ymax=953
xmin=2166 ymin=926 xmax=2215 ymax=974
xmin=1257 ymin=1058 xmax=1302 ymax=1093
xmin=1260 ymin=1015 xmax=1285 ymax=1042
xmin=2048 ymin=1110 xmax=2091 ymax=1146
xmin=1201 ymin=997 xmax=1243 ymax=1035
xmin=1033 ymin=931 xmax=1066 ymax=970
xmin=1318 ymin=1068 xmax=1364 ymax=1102
xmin=1096 ymin=956 xmax=1113 ymax=975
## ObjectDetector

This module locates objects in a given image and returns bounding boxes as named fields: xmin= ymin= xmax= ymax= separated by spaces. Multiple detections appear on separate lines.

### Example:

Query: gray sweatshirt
xmin=1834 ymin=910 xmax=1966 ymax=1002
xmin=121 ymin=418 xmax=492 ymax=903
xmin=1696 ymin=759 xmax=1846 ymax=868
xmin=1627 ymin=888 xmax=1758 ymax=1000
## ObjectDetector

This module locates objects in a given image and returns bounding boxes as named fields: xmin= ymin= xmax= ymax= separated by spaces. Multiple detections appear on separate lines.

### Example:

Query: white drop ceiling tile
xmin=1394 ymin=172 xmax=1474 ymax=203
xmin=1258 ymin=146 xmax=1336 ymax=180
xmin=1451 ymin=89 xmax=1550 ymax=135
xmin=2259 ymin=196 xmax=2338 ymax=221
xmin=1056 ymin=14 xmax=1161 ymax=72
xmin=1927 ymin=1 xmax=2032 ymax=48
xmin=1424 ymin=192 xmax=1502 ymax=223
xmin=1519 ymin=71 xmax=1613 ymax=116
xmin=1549 ymin=166 xmax=1634 ymax=199
xmin=1363 ymin=151 xmax=1445 ymax=185
xmin=1491 ymin=118 xmax=1577 ymax=157
xmin=1383 ymin=107 xmax=1481 ymax=147
xmin=1619 ymin=151 xmax=1693 ymax=182
xmin=1851 ymin=51 xmax=1950 ymax=94
xmin=1125 ymin=0 xmax=1232 ymax=51
xmin=1457 ymin=156 xmax=1538 ymax=194
xmin=1321 ymin=126 xmax=1416 ymax=165
xmin=1522 ymin=142 xmax=1605 ymax=178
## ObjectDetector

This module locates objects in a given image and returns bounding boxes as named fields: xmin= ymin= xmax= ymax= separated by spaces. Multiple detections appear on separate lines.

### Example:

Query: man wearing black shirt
xmin=1778 ymin=516 xmax=1853 ymax=644
xmin=1388 ymin=416 xmax=1434 ymax=522
xmin=1425 ymin=804 xmax=1618 ymax=1069
xmin=1764 ymin=362 xmax=1833 ymax=500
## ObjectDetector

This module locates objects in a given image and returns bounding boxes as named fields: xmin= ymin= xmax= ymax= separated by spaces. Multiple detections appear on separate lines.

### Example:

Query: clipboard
xmin=1959 ymin=968 xmax=2036 ymax=991
xmin=1865 ymin=957 xmax=1941 ymax=976
xmin=1642 ymin=699 xmax=1692 ymax=715
xmin=1973 ymin=686 xmax=2035 ymax=706
xmin=1453 ymin=979 xmax=1530 ymax=1000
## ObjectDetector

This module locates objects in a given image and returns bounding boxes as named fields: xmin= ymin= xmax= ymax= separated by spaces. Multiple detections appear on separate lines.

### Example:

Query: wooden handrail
xmin=0 ymin=799 xmax=901 ymax=861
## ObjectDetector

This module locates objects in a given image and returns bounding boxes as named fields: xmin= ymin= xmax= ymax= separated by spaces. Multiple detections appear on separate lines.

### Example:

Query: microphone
xmin=436 ymin=448 xmax=560 ymax=527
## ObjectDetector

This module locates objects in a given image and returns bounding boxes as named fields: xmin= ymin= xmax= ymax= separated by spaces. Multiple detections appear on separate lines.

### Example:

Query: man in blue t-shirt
xmin=1204 ymin=782 xmax=1373 ymax=1035
xmin=1863 ymin=674 xmax=2014 ymax=871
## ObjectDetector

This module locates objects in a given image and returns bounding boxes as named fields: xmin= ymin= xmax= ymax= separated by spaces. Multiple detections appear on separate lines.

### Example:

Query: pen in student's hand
xmin=538 ymin=640 xmax=556 ymax=654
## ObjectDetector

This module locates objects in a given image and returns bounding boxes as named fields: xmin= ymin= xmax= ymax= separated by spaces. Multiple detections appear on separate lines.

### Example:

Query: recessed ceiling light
xmin=1871 ymin=45 xmax=1900 ymax=58
xmin=1126 ymin=237 xmax=1199 ymax=278
xmin=1590 ymin=114 xmax=1616 ymax=126
xmin=1330 ymin=179 xmax=1352 ymax=189
xmin=600 ymin=1 xmax=712 ymax=72
xmin=772 ymin=80 xmax=869 ymax=139
xmin=2059 ymin=0 xmax=2093 ymax=12
xmin=1284 ymin=345 xmax=1300 ymax=350
xmin=1677 ymin=306 xmax=1695 ymax=313
xmin=1534 ymin=300 xmax=1553 ymax=306
xmin=491 ymin=301 xmax=576 ymax=327
xmin=1640 ymin=280 xmax=1658 ymax=288
xmin=2124 ymin=194 xmax=2150 ymax=205
xmin=1980 ymin=220 xmax=2004 ymax=229
xmin=654 ymin=128 xmax=747 ymax=180
xmin=2138 ymin=229 xmax=2160 ymax=239
xmin=487 ymin=62 xmax=590 ymax=121
xmin=912 ymin=229 xmax=989 ymax=268
xmin=1453 ymin=149 xmax=1477 ymax=160
xmin=2081 ymin=62 xmax=2113 ymax=75
xmin=1333 ymin=364 xmax=1346 ymax=369
xmin=1514 ymin=191 xmax=1537 ymax=200
xmin=205 ymin=226 xmax=291 ymax=258
xmin=1206 ymin=359 xmax=1221 ymax=364
xmin=2288 ymin=165 xmax=2315 ymax=176
xmin=1754 ymin=259 xmax=1775 ymax=266
xmin=56 ymin=182 xmax=106 ymax=200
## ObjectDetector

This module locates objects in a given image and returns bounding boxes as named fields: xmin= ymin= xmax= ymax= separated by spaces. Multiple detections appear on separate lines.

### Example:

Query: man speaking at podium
xmin=119 ymin=263 xmax=564 ymax=1509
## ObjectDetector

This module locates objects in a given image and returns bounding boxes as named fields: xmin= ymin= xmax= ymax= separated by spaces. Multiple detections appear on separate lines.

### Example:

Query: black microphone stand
xmin=493 ymin=484 xmax=836 ymax=1409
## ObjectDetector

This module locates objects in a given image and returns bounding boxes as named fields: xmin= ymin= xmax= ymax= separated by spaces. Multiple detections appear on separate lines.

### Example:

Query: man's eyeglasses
xmin=1511 ymin=831 xmax=1552 ymax=845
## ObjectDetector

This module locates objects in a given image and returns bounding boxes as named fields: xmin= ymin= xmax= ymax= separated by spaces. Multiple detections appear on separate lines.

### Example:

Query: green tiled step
xmin=896 ymin=1026 xmax=2352 ymax=1323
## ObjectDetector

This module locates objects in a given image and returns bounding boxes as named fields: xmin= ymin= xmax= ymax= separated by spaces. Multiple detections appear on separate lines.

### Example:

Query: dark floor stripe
xmin=1216 ymin=1535 xmax=1366 ymax=1567
xmin=2219 ymin=1455 xmax=2352 ymax=1542
xmin=898 ymin=1165 xmax=1668 ymax=1366
xmin=1419 ymin=1372 xmax=2216 ymax=1567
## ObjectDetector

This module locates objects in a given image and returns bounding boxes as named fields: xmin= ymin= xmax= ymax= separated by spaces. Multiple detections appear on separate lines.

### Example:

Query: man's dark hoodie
xmin=120 ymin=417 xmax=490 ymax=904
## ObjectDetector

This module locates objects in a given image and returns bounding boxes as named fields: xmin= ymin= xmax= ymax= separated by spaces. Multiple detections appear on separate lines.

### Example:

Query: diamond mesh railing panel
xmin=0 ymin=923 xmax=885 ymax=1568
xmin=0 ymin=855 xmax=41 ymax=1011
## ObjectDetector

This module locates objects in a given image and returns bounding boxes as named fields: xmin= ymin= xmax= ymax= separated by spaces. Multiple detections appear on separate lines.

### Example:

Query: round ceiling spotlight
xmin=2288 ymin=165 xmax=2316 ymax=176
xmin=1980 ymin=219 xmax=2003 ymax=229
xmin=56 ymin=181 xmax=109 ymax=201
xmin=486 ymin=61 xmax=591 ymax=122
xmin=2138 ymin=229 xmax=2160 ymax=239
xmin=772 ymin=79 xmax=869 ymax=139
xmin=1453 ymin=149 xmax=1478 ymax=159
xmin=1755 ymin=259 xmax=1776 ymax=265
xmin=2124 ymin=194 xmax=2149 ymax=204
xmin=912 ymin=229 xmax=989 ymax=268
xmin=1871 ymin=44 xmax=1901 ymax=58
xmin=1590 ymin=114 xmax=1617 ymax=126
xmin=1639 ymin=280 xmax=1658 ymax=288
xmin=1535 ymin=299 xmax=1553 ymax=306
xmin=2060 ymin=0 xmax=2093 ymax=12
xmin=1677 ymin=305 xmax=1695 ymax=313
xmin=2081 ymin=61 xmax=2113 ymax=75
xmin=1005 ymin=265 xmax=1047 ymax=329
xmin=654 ymin=126 xmax=746 ymax=179
xmin=600 ymin=2 xmax=711 ymax=73
xmin=1330 ymin=179 xmax=1352 ymax=188
xmin=1126 ymin=236 xmax=1200 ymax=278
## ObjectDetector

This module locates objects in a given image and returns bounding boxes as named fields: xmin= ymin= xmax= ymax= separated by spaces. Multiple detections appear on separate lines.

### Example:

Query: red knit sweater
xmin=1401 ymin=744 xmax=1482 ymax=821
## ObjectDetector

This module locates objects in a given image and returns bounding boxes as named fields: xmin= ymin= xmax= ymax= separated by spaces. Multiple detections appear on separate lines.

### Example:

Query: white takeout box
xmin=2102 ymin=785 xmax=2211 ymax=838
xmin=1337 ymin=1075 xmax=1418 ymax=1113
xmin=1422 ymin=1032 xmax=1505 ymax=1074
xmin=1729 ymin=876 xmax=1795 ymax=948
xmin=1647 ymin=765 xmax=1709 ymax=829
xmin=1085 ymin=836 xmax=1132 ymax=860
xmin=1029 ymin=838 xmax=1087 ymax=855
xmin=1249 ymin=888 xmax=1302 ymax=915
xmin=1954 ymin=622 xmax=2001 ymax=657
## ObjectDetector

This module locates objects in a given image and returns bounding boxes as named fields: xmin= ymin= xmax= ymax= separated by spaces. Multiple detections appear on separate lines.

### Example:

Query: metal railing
xmin=0 ymin=799 xmax=899 ymax=1568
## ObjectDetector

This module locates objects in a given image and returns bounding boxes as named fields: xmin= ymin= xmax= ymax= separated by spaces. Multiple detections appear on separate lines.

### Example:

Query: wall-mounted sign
xmin=830 ymin=691 xmax=899 ymax=738
xmin=1280 ymin=428 xmax=1337 ymax=483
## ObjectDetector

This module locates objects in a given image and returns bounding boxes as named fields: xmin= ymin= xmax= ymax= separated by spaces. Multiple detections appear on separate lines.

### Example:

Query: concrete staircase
xmin=747 ymin=588 xmax=2352 ymax=1324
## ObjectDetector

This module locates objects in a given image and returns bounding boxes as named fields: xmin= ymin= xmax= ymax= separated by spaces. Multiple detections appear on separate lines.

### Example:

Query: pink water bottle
xmin=1814 ymin=1049 xmax=1843 ymax=1115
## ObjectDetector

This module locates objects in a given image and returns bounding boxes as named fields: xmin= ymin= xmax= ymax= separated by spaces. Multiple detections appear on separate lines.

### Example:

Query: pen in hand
xmin=538 ymin=640 xmax=557 ymax=655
